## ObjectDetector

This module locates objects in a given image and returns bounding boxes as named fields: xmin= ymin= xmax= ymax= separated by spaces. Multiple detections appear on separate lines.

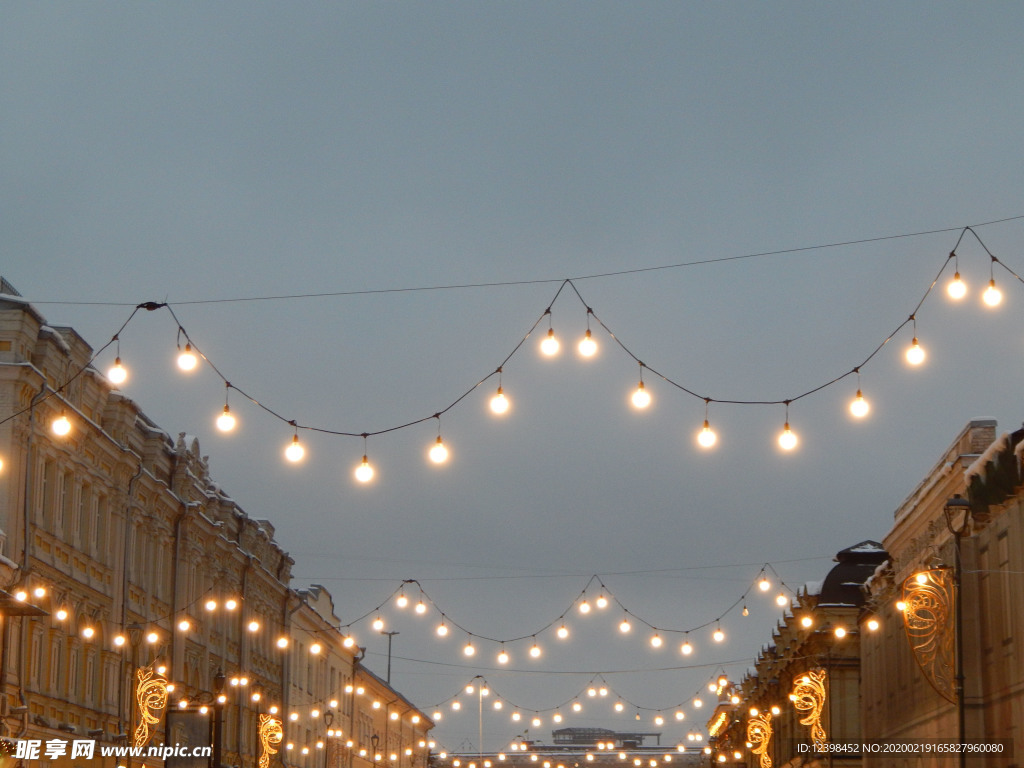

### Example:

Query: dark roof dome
xmin=817 ymin=540 xmax=888 ymax=607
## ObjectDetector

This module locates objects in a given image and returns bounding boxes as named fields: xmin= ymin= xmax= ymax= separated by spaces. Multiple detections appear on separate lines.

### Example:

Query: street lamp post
xmin=381 ymin=631 xmax=399 ymax=685
xmin=211 ymin=669 xmax=226 ymax=768
xmin=943 ymin=493 xmax=972 ymax=768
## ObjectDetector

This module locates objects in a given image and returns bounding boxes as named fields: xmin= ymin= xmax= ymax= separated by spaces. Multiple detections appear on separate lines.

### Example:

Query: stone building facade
xmin=0 ymin=282 xmax=432 ymax=767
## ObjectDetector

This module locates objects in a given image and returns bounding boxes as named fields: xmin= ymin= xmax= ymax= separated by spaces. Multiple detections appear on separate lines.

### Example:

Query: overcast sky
xmin=4 ymin=2 xmax=1024 ymax=753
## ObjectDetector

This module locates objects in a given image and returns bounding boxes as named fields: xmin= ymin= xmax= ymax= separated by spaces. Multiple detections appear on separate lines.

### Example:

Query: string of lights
xmin=4 ymin=225 xmax=1022 ymax=479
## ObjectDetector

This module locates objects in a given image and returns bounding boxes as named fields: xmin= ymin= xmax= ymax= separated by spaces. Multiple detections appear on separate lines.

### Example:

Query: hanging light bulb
xmin=108 ymin=356 xmax=128 ymax=385
xmin=372 ymin=616 xmax=384 ymax=631
xmin=619 ymin=618 xmax=631 ymax=633
xmin=849 ymin=389 xmax=870 ymax=418
xmin=778 ymin=422 xmax=797 ymax=451
xmin=557 ymin=624 xmax=569 ymax=639
xmin=712 ymin=625 xmax=725 ymax=643
xmin=463 ymin=641 xmax=475 ymax=657
xmin=697 ymin=419 xmax=717 ymax=448
xmin=540 ymin=328 xmax=560 ymax=356
xmin=436 ymin=621 xmax=449 ymax=637
xmin=758 ymin=576 xmax=770 ymax=592
xmin=631 ymin=380 xmax=651 ymax=409
xmin=947 ymin=272 xmax=967 ymax=300
xmin=650 ymin=633 xmax=663 ymax=648
xmin=216 ymin=404 xmax=236 ymax=432
xmin=429 ymin=435 xmax=449 ymax=464
xmin=177 ymin=341 xmax=198 ymax=371
xmin=490 ymin=386 xmax=509 ymax=415
xmin=529 ymin=640 xmax=542 ymax=658
xmin=578 ymin=329 xmax=597 ymax=357
xmin=775 ymin=592 xmax=788 ymax=607
xmin=355 ymin=455 xmax=374 ymax=483
xmin=983 ymin=278 xmax=1002 ymax=307
xmin=578 ymin=599 xmax=591 ymax=614
xmin=396 ymin=592 xmax=408 ymax=608
xmin=52 ymin=412 xmax=72 ymax=437
xmin=595 ymin=594 xmax=608 ymax=609
xmin=285 ymin=432 xmax=305 ymax=462
xmin=906 ymin=337 xmax=925 ymax=365
xmin=742 ymin=605 xmax=749 ymax=617
xmin=680 ymin=638 xmax=693 ymax=655
xmin=498 ymin=647 xmax=510 ymax=664
xmin=414 ymin=599 xmax=427 ymax=614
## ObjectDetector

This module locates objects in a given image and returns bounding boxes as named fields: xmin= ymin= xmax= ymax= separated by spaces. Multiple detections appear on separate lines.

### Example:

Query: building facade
xmin=0 ymin=282 xmax=432 ymax=768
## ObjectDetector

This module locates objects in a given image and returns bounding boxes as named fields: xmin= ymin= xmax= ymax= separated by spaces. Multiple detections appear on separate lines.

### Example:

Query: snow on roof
xmin=39 ymin=325 xmax=71 ymax=354
xmin=965 ymin=432 xmax=1011 ymax=484
xmin=802 ymin=580 xmax=822 ymax=596
xmin=846 ymin=542 xmax=886 ymax=553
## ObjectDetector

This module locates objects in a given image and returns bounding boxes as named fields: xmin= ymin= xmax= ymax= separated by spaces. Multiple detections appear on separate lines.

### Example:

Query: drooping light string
xmin=7 ymin=225 xmax=1024 ymax=477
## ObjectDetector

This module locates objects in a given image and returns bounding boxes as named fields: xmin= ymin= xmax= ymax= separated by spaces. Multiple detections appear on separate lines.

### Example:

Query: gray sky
xmin=4 ymin=2 xmax=1024 ymax=752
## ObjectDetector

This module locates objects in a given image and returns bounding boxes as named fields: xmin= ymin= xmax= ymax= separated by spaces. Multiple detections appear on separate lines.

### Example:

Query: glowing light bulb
xmin=578 ymin=600 xmax=591 ymax=614
xmin=801 ymin=616 xmax=813 ymax=628
xmin=414 ymin=600 xmax=427 ymax=614
xmin=775 ymin=593 xmax=787 ymax=607
xmin=372 ymin=617 xmax=384 ymax=631
xmin=276 ymin=636 xmax=289 ymax=649
xmin=849 ymin=389 xmax=870 ymax=418
xmin=178 ymin=619 xmax=191 ymax=632
xmin=436 ymin=622 xmax=448 ymax=637
xmin=712 ymin=628 xmax=725 ymax=643
xmin=834 ymin=626 xmax=847 ymax=639
xmin=530 ymin=643 xmax=542 ymax=658
xmin=396 ymin=593 xmax=408 ymax=608
xmin=557 ymin=625 xmax=569 ymax=639
xmin=697 ymin=420 xmax=717 ymax=448
xmin=541 ymin=328 xmax=560 ymax=356
xmin=680 ymin=640 xmax=693 ymax=655
xmin=429 ymin=436 xmax=449 ymax=464
xmin=216 ymin=405 xmax=236 ymax=432
xmin=758 ymin=577 xmax=770 ymax=591
xmin=82 ymin=626 xmax=95 ymax=639
xmin=463 ymin=641 xmax=475 ymax=657
xmin=572 ymin=702 xmax=582 ymax=712
xmin=596 ymin=594 xmax=608 ymax=609
xmin=498 ymin=649 xmax=509 ymax=664
xmin=578 ymin=329 xmax=597 ymax=357
xmin=52 ymin=414 xmax=71 ymax=436
xmin=650 ymin=634 xmax=663 ymax=648
xmin=915 ymin=572 xmax=928 ymax=584
xmin=355 ymin=456 xmax=374 ymax=483
xmin=742 ymin=605 xmax=749 ymax=616
xmin=619 ymin=619 xmax=631 ymax=633
xmin=614 ymin=702 xmax=624 ymax=712
xmin=113 ymin=634 xmax=126 ymax=647
xmin=108 ymin=357 xmax=128 ymax=385
xmin=867 ymin=618 xmax=880 ymax=631
xmin=490 ymin=386 xmax=509 ymax=415
xmin=947 ymin=272 xmax=967 ymax=299
xmin=896 ymin=600 xmax=907 ymax=611
xmin=777 ymin=423 xmax=797 ymax=451
xmin=177 ymin=343 xmax=197 ymax=371
xmin=56 ymin=608 xmax=68 ymax=621
xmin=248 ymin=620 xmax=260 ymax=632
xmin=310 ymin=643 xmax=322 ymax=655
xmin=983 ymin=278 xmax=1002 ymax=307
xmin=285 ymin=435 xmax=305 ymax=462
xmin=205 ymin=599 xmax=217 ymax=611
xmin=631 ymin=381 xmax=651 ymax=409
xmin=225 ymin=599 xmax=237 ymax=610
xmin=906 ymin=337 xmax=925 ymax=365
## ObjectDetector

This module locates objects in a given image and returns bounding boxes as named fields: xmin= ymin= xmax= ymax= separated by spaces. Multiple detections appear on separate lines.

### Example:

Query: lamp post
xmin=211 ymin=669 xmax=226 ymax=768
xmin=943 ymin=493 xmax=972 ymax=768
xmin=380 ymin=631 xmax=399 ymax=685
xmin=371 ymin=733 xmax=381 ymax=768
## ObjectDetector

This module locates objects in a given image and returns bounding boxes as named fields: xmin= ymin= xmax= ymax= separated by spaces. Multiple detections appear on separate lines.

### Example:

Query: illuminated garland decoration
xmin=134 ymin=664 xmax=169 ymax=749
xmin=790 ymin=669 xmax=827 ymax=752
xmin=900 ymin=568 xmax=955 ymax=703
xmin=258 ymin=714 xmax=284 ymax=768
xmin=329 ymin=568 xmax=797 ymax=667
xmin=426 ymin=672 xmax=729 ymax=730
xmin=4 ymin=224 xmax=1024 ymax=473
xmin=746 ymin=712 xmax=772 ymax=768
